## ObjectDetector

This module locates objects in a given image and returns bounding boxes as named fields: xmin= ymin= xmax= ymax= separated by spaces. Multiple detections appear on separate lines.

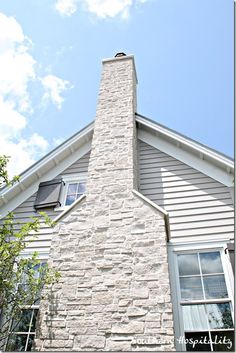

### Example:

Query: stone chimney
xmin=35 ymin=54 xmax=175 ymax=351
xmin=86 ymin=54 xmax=138 ymax=197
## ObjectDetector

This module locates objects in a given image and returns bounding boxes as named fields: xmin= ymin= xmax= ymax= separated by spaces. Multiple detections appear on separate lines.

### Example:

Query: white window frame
xmin=54 ymin=173 xmax=87 ymax=211
xmin=168 ymin=240 xmax=234 ymax=351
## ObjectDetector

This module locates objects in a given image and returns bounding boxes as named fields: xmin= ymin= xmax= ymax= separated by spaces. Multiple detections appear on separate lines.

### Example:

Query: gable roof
xmin=0 ymin=115 xmax=234 ymax=217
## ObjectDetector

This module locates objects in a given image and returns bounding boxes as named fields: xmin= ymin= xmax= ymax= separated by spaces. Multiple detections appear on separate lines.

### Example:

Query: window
xmin=4 ymin=262 xmax=46 ymax=352
xmin=57 ymin=174 xmax=86 ymax=209
xmin=6 ymin=308 xmax=38 ymax=352
xmin=64 ymin=181 xmax=86 ymax=206
xmin=176 ymin=251 xmax=234 ymax=351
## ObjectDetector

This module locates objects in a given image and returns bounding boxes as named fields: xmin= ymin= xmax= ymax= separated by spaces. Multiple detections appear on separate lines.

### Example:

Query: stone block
xmin=127 ymin=307 xmax=147 ymax=317
xmin=130 ymin=288 xmax=149 ymax=299
xmin=98 ymin=321 xmax=112 ymax=331
xmin=44 ymin=319 xmax=66 ymax=328
xmin=111 ymin=321 xmax=144 ymax=334
xmin=146 ymin=313 xmax=161 ymax=321
xmin=80 ymin=335 xmax=105 ymax=349
xmin=91 ymin=291 xmax=113 ymax=305
xmin=162 ymin=320 xmax=174 ymax=327
xmin=61 ymin=286 xmax=77 ymax=300
xmin=106 ymin=340 xmax=131 ymax=351
xmin=44 ymin=339 xmax=73 ymax=348
xmin=118 ymin=299 xmax=131 ymax=307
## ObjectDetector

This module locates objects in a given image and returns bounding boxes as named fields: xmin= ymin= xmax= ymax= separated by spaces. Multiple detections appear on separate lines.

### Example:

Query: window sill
xmin=54 ymin=206 xmax=68 ymax=212
xmin=54 ymin=194 xmax=85 ymax=212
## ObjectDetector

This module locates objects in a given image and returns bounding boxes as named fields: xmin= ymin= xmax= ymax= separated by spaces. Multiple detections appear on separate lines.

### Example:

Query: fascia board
xmin=136 ymin=115 xmax=234 ymax=170
xmin=138 ymin=128 xmax=234 ymax=187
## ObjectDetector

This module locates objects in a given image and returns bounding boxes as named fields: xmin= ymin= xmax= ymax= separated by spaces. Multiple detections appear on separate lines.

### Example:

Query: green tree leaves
xmin=0 ymin=157 xmax=60 ymax=350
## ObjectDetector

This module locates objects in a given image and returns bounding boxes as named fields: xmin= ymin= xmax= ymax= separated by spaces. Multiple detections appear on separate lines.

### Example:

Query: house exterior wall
xmin=5 ymin=138 xmax=234 ymax=254
xmin=1 ymin=54 xmax=234 ymax=351
xmin=138 ymin=139 xmax=234 ymax=242
xmin=34 ymin=55 xmax=175 ymax=351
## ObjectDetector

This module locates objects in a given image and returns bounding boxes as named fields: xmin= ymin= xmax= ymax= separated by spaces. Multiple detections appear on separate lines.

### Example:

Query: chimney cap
xmin=114 ymin=52 xmax=127 ymax=58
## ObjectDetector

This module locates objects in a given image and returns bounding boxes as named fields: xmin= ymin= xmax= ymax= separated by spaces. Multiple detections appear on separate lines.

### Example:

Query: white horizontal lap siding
xmin=2 ymin=152 xmax=90 ymax=254
xmin=138 ymin=140 xmax=234 ymax=241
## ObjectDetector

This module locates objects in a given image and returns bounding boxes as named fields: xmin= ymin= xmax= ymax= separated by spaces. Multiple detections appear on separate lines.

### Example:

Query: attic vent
xmin=34 ymin=178 xmax=64 ymax=210
xmin=114 ymin=52 xmax=126 ymax=57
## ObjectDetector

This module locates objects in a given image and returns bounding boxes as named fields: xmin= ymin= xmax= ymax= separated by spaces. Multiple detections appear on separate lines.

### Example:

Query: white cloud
xmin=84 ymin=0 xmax=132 ymax=19
xmin=55 ymin=0 xmax=78 ymax=16
xmin=0 ymin=98 xmax=27 ymax=138
xmin=41 ymin=75 xmax=72 ymax=110
xmin=55 ymin=0 xmax=150 ymax=19
xmin=0 ymin=12 xmax=24 ymax=45
xmin=0 ymin=12 xmax=71 ymax=176
xmin=0 ymin=133 xmax=49 ymax=178
xmin=27 ymin=133 xmax=49 ymax=152
xmin=0 ymin=13 xmax=35 ymax=113
xmin=0 ymin=96 xmax=49 ymax=177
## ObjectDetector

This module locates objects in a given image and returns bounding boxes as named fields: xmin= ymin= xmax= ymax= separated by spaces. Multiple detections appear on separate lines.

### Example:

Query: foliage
xmin=0 ymin=156 xmax=19 ymax=187
xmin=0 ymin=157 xmax=60 ymax=350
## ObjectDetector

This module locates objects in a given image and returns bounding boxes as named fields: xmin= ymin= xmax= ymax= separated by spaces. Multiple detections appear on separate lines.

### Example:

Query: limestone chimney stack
xmin=86 ymin=53 xmax=138 ymax=197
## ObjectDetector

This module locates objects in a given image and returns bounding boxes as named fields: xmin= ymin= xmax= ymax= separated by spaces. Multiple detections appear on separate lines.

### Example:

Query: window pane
xmin=30 ymin=309 xmax=38 ymax=332
xmin=26 ymin=334 xmax=35 ymax=351
xmin=65 ymin=194 xmax=76 ymax=205
xmin=182 ymin=305 xmax=208 ymax=330
xmin=12 ymin=310 xmax=32 ymax=332
xmin=206 ymin=303 xmax=234 ymax=329
xmin=67 ymin=183 xmax=78 ymax=194
xmin=185 ymin=332 xmax=211 ymax=351
xmin=200 ymin=252 xmax=223 ymax=274
xmin=178 ymin=254 xmax=200 ymax=276
xmin=78 ymin=182 xmax=86 ymax=194
xmin=6 ymin=334 xmax=27 ymax=352
xmin=203 ymin=275 xmax=228 ymax=299
xmin=180 ymin=277 xmax=204 ymax=300
xmin=211 ymin=330 xmax=234 ymax=351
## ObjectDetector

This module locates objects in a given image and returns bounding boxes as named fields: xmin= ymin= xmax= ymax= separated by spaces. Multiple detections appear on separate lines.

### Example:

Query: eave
xmin=136 ymin=113 xmax=234 ymax=187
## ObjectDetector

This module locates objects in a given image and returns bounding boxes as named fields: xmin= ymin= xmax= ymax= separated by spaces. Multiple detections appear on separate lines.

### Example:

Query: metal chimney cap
xmin=114 ymin=52 xmax=127 ymax=57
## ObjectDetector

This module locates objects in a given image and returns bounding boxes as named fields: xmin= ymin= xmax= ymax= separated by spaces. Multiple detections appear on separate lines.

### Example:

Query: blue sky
xmin=0 ymin=0 xmax=233 ymax=176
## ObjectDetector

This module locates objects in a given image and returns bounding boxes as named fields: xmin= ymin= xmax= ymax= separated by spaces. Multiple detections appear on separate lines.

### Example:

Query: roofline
xmin=136 ymin=113 xmax=234 ymax=168
xmin=1 ymin=112 xmax=233 ymax=206
xmin=1 ymin=121 xmax=94 ymax=193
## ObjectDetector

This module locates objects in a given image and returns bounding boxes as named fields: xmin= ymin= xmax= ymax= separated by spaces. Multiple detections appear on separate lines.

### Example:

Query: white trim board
xmin=138 ymin=129 xmax=234 ymax=187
